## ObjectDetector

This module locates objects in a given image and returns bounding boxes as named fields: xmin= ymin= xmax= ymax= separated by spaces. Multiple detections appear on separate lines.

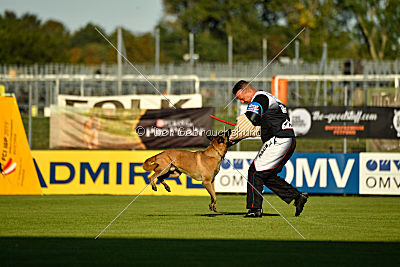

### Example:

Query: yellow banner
xmin=32 ymin=150 xmax=208 ymax=196
xmin=0 ymin=97 xmax=42 ymax=194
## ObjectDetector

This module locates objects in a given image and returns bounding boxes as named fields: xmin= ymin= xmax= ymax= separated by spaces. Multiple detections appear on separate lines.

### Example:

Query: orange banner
xmin=0 ymin=96 xmax=42 ymax=194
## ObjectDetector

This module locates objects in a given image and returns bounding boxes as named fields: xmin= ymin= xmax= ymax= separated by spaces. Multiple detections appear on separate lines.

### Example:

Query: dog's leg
xmin=160 ymin=180 xmax=171 ymax=192
xmin=202 ymin=179 xmax=217 ymax=212
xmin=149 ymin=168 xmax=169 ymax=191
xmin=159 ymin=169 xmax=182 ymax=192
xmin=168 ymin=170 xmax=181 ymax=178
xmin=158 ymin=173 xmax=171 ymax=192
xmin=148 ymin=171 xmax=162 ymax=191
xmin=211 ymin=179 xmax=217 ymax=212
xmin=148 ymin=157 xmax=175 ymax=191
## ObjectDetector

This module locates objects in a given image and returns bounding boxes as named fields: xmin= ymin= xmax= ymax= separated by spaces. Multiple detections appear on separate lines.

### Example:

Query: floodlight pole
xmin=155 ymin=27 xmax=160 ymax=91
xmin=295 ymin=40 xmax=299 ymax=105
xmin=263 ymin=38 xmax=267 ymax=90
xmin=189 ymin=32 xmax=194 ymax=73
xmin=117 ymin=27 xmax=123 ymax=95
xmin=28 ymin=83 xmax=32 ymax=148
xmin=228 ymin=35 xmax=233 ymax=117
xmin=323 ymin=42 xmax=328 ymax=106
xmin=155 ymin=28 xmax=160 ymax=75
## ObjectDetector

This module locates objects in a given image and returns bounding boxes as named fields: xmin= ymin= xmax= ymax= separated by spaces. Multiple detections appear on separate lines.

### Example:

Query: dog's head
xmin=206 ymin=130 xmax=231 ymax=155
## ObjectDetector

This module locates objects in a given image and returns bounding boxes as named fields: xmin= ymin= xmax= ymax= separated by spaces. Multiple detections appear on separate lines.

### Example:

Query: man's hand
xmin=229 ymin=114 xmax=260 ymax=141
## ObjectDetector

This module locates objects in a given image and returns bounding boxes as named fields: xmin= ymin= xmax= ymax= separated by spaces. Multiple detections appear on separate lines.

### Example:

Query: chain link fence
xmin=1 ymin=60 xmax=399 ymax=152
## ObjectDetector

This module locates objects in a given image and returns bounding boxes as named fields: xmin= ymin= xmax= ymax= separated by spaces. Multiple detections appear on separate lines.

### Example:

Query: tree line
xmin=1 ymin=0 xmax=399 ymax=65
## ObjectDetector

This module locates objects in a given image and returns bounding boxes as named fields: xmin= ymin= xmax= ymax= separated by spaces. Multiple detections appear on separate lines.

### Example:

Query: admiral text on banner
xmin=33 ymin=150 xmax=208 ymax=196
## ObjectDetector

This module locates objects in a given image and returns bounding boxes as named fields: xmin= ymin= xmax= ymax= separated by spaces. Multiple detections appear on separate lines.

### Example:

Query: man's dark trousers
xmin=247 ymin=138 xmax=300 ymax=209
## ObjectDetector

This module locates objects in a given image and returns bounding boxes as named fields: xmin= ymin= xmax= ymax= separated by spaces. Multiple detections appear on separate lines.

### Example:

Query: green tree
xmin=41 ymin=20 xmax=70 ymax=62
xmin=108 ymin=28 xmax=156 ymax=63
xmin=68 ymin=23 xmax=111 ymax=64
xmin=339 ymin=0 xmax=400 ymax=60
xmin=160 ymin=0 xmax=275 ymax=62
xmin=0 ymin=11 xmax=69 ymax=64
xmin=69 ymin=23 xmax=107 ymax=47
xmin=268 ymin=0 xmax=357 ymax=61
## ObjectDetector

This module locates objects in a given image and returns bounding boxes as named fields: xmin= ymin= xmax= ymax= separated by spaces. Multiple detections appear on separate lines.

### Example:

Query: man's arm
xmin=245 ymin=95 xmax=269 ymax=126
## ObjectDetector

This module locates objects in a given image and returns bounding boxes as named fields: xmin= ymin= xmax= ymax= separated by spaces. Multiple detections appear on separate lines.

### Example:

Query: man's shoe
xmin=244 ymin=209 xmax=263 ymax=218
xmin=294 ymin=193 xmax=309 ymax=216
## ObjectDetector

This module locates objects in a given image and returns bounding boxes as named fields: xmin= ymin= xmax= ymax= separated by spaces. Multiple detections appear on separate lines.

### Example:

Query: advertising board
xmin=359 ymin=153 xmax=400 ymax=195
xmin=32 ymin=150 xmax=208 ymax=196
xmin=214 ymin=152 xmax=359 ymax=194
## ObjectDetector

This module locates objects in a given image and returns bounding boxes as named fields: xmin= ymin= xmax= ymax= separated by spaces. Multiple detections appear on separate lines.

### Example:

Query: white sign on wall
xmin=359 ymin=153 xmax=400 ymax=195
xmin=57 ymin=94 xmax=202 ymax=109
xmin=215 ymin=152 xmax=257 ymax=193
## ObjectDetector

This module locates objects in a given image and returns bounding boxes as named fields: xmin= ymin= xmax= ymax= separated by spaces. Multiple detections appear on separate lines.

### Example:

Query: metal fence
xmin=1 ymin=60 xmax=399 ymax=151
xmin=2 ymin=59 xmax=399 ymax=76
xmin=1 ymin=74 xmax=398 ymax=113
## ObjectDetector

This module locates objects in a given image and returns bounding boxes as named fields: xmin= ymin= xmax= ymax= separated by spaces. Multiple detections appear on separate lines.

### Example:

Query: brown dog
xmin=142 ymin=131 xmax=231 ymax=212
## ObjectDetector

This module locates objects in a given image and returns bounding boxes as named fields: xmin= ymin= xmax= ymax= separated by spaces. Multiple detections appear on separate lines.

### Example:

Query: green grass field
xmin=1 ymin=195 xmax=399 ymax=266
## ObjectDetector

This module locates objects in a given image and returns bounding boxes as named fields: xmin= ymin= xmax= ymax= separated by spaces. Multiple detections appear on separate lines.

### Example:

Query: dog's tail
xmin=143 ymin=156 xmax=158 ymax=172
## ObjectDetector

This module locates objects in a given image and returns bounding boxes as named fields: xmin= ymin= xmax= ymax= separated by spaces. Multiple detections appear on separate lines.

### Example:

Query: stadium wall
xmin=31 ymin=151 xmax=400 ymax=196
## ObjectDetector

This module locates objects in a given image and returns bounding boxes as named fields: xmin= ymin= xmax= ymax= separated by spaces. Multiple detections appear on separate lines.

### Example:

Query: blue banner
xmin=271 ymin=153 xmax=359 ymax=194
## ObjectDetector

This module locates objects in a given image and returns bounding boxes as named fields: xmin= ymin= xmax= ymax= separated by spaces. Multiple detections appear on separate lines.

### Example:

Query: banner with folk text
xmin=50 ymin=106 xmax=213 ymax=149
xmin=58 ymin=94 xmax=202 ymax=109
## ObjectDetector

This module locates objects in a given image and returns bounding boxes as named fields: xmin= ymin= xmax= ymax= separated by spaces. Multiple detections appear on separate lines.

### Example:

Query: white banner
xmin=57 ymin=94 xmax=202 ymax=109
xmin=359 ymin=153 xmax=400 ymax=195
xmin=215 ymin=152 xmax=257 ymax=193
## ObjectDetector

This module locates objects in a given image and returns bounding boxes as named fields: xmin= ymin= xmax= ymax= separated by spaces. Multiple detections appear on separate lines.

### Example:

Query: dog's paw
xmin=209 ymin=203 xmax=217 ymax=212
xmin=164 ymin=184 xmax=171 ymax=192
xmin=151 ymin=185 xmax=157 ymax=191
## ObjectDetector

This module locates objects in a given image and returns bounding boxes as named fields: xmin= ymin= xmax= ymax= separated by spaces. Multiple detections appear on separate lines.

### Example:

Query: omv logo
xmin=366 ymin=160 xmax=378 ymax=171
xmin=366 ymin=159 xmax=400 ymax=171
xmin=1 ymin=158 xmax=17 ymax=176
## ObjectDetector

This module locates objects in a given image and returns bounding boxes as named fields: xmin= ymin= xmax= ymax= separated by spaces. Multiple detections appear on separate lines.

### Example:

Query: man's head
xmin=232 ymin=80 xmax=257 ymax=104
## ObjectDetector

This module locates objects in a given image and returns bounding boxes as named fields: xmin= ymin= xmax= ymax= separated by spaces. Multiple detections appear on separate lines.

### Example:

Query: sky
xmin=0 ymin=0 xmax=163 ymax=34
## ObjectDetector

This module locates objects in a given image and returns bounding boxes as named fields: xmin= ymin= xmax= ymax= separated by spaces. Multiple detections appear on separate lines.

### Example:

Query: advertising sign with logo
xmin=215 ymin=152 xmax=256 ymax=193
xmin=33 ymin=150 xmax=400 ymax=195
xmin=359 ymin=153 xmax=400 ymax=195
xmin=58 ymin=94 xmax=202 ymax=109
xmin=285 ymin=153 xmax=359 ymax=194
xmin=0 ymin=97 xmax=42 ymax=195
xmin=32 ymin=150 xmax=208 ymax=196
xmin=135 ymin=107 xmax=214 ymax=149
xmin=289 ymin=107 xmax=400 ymax=139
xmin=50 ymin=107 xmax=213 ymax=149
xmin=215 ymin=152 xmax=359 ymax=194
